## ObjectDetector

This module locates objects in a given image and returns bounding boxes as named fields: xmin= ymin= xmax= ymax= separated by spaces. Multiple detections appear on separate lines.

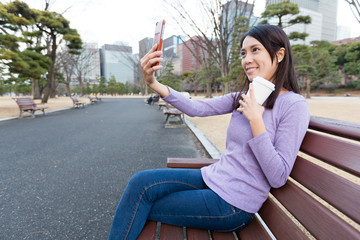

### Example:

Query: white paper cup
xmin=246 ymin=76 xmax=275 ymax=105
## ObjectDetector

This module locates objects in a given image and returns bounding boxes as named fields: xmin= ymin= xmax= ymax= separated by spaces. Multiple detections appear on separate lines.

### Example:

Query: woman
xmin=108 ymin=24 xmax=310 ymax=240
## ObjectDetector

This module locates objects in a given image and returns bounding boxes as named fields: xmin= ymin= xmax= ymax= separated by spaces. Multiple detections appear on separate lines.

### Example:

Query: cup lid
xmin=253 ymin=76 xmax=275 ymax=90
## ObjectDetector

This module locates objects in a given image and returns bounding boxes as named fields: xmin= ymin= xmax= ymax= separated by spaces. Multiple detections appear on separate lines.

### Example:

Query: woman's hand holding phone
xmin=139 ymin=20 xmax=169 ymax=98
xmin=140 ymin=44 xmax=163 ymax=86
xmin=140 ymin=44 xmax=169 ymax=97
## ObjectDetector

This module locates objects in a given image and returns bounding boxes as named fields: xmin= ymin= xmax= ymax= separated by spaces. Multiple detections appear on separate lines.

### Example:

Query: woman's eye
xmin=240 ymin=51 xmax=246 ymax=57
xmin=253 ymin=47 xmax=260 ymax=52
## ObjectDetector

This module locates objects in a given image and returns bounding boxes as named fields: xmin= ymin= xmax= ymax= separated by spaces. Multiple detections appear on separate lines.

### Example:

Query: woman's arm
xmin=140 ymin=44 xmax=234 ymax=117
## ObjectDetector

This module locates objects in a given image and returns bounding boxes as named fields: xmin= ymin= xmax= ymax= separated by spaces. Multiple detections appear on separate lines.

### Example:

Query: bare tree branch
xmin=345 ymin=0 xmax=360 ymax=23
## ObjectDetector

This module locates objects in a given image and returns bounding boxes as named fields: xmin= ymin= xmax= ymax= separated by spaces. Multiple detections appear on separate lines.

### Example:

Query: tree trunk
xmin=306 ymin=77 xmax=311 ymax=99
xmin=48 ymin=32 xmax=57 ymax=99
xmin=42 ymin=80 xmax=51 ymax=103
xmin=32 ymin=79 xmax=41 ymax=99
xmin=206 ymin=82 xmax=212 ymax=98
xmin=78 ymin=73 xmax=83 ymax=96
xmin=65 ymin=83 xmax=71 ymax=96
xmin=224 ymin=82 xmax=229 ymax=94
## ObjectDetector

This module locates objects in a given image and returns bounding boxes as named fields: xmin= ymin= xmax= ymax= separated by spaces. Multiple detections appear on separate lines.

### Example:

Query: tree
xmin=107 ymin=76 xmax=117 ymax=96
xmin=293 ymin=41 xmax=342 ymax=98
xmin=221 ymin=14 xmax=250 ymax=92
xmin=56 ymin=46 xmax=76 ymax=96
xmin=97 ymin=76 xmax=107 ymax=95
xmin=36 ymin=9 xmax=82 ymax=103
xmin=344 ymin=41 xmax=360 ymax=77
xmin=157 ymin=62 xmax=181 ymax=91
xmin=260 ymin=0 xmax=311 ymax=41
xmin=310 ymin=41 xmax=341 ymax=93
xmin=0 ymin=1 xmax=50 ymax=98
xmin=345 ymin=0 xmax=360 ymax=23
xmin=292 ymin=44 xmax=314 ymax=98
xmin=164 ymin=0 xmax=254 ymax=96
xmin=72 ymin=43 xmax=99 ymax=96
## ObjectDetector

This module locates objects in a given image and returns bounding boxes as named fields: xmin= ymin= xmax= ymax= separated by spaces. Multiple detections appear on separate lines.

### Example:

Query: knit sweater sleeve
xmin=247 ymin=100 xmax=310 ymax=188
xmin=162 ymin=87 xmax=235 ymax=117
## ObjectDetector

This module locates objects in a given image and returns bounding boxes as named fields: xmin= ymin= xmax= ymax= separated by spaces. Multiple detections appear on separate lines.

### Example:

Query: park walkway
xmin=0 ymin=98 xmax=209 ymax=239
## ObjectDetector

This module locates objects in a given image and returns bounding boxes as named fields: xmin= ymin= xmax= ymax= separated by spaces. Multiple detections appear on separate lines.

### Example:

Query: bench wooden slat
xmin=291 ymin=156 xmax=360 ymax=224
xmin=159 ymin=223 xmax=183 ymax=240
xmin=211 ymin=231 xmax=236 ymax=240
xmin=309 ymin=116 xmax=360 ymax=141
xmin=137 ymin=220 xmax=157 ymax=240
xmin=236 ymin=215 xmax=272 ymax=240
xmin=300 ymin=131 xmax=360 ymax=177
xmin=167 ymin=158 xmax=219 ymax=169
xmin=258 ymin=197 xmax=308 ymax=240
xmin=271 ymin=181 xmax=360 ymax=239
xmin=187 ymin=228 xmax=210 ymax=240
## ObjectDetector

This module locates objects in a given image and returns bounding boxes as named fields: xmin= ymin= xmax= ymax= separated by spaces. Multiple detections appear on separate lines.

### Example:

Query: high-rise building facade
xmin=163 ymin=35 xmax=186 ymax=59
xmin=266 ymin=0 xmax=338 ymax=44
xmin=99 ymin=43 xmax=134 ymax=84
xmin=81 ymin=43 xmax=101 ymax=85
xmin=139 ymin=37 xmax=153 ymax=60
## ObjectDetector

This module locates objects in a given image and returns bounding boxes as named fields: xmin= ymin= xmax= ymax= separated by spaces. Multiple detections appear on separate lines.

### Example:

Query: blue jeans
xmin=108 ymin=169 xmax=254 ymax=240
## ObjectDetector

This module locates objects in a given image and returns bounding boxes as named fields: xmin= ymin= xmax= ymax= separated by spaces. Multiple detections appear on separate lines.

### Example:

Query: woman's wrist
xmin=148 ymin=80 xmax=170 ymax=98
xmin=249 ymin=117 xmax=266 ymax=137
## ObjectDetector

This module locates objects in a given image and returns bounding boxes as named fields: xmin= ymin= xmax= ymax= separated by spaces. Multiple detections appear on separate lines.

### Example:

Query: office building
xmin=266 ymin=0 xmax=338 ymax=44
xmin=99 ymin=43 xmax=134 ymax=84
xmin=336 ymin=25 xmax=352 ymax=40
xmin=81 ymin=43 xmax=101 ymax=85
xmin=139 ymin=37 xmax=153 ymax=60
xmin=162 ymin=35 xmax=186 ymax=75
xmin=163 ymin=35 xmax=186 ymax=59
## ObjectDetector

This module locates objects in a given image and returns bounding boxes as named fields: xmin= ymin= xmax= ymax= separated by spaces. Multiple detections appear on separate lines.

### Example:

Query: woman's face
xmin=241 ymin=36 xmax=278 ymax=82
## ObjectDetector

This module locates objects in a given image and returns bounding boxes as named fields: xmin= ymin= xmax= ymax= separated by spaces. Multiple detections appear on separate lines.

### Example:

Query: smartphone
xmin=152 ymin=20 xmax=166 ymax=66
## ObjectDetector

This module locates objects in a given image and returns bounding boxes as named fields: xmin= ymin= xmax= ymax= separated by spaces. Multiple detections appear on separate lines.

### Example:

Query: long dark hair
xmin=233 ymin=24 xmax=300 ymax=110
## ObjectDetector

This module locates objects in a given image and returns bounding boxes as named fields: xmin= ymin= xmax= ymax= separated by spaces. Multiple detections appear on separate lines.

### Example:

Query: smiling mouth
xmin=246 ymin=67 xmax=257 ymax=73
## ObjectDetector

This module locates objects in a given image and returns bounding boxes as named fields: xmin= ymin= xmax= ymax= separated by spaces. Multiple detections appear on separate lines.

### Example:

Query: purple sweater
xmin=162 ymin=88 xmax=310 ymax=213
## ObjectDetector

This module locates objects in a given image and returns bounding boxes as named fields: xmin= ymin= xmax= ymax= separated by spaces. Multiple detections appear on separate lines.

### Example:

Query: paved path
xmin=0 ymin=98 xmax=209 ymax=240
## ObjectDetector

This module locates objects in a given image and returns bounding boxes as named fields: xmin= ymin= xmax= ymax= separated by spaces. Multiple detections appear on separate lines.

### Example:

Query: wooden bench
xmin=88 ymin=96 xmax=98 ymax=104
xmin=163 ymin=107 xmax=186 ymax=128
xmin=155 ymin=100 xmax=169 ymax=110
xmin=88 ymin=95 xmax=102 ymax=103
xmin=70 ymin=96 xmax=85 ymax=108
xmin=13 ymin=97 xmax=48 ymax=118
xmin=139 ymin=116 xmax=360 ymax=239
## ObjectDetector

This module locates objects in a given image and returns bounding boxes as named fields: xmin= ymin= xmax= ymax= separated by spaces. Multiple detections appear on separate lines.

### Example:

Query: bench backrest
xmin=248 ymin=116 xmax=360 ymax=239
xmin=13 ymin=97 xmax=36 ymax=110
xmin=71 ymin=96 xmax=79 ymax=103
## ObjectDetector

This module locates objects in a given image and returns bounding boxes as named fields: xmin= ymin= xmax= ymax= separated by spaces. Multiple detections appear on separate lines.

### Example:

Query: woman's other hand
xmin=237 ymin=83 xmax=266 ymax=137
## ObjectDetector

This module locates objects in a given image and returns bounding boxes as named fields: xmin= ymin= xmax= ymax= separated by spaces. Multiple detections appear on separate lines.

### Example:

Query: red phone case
xmin=153 ymin=20 xmax=165 ymax=66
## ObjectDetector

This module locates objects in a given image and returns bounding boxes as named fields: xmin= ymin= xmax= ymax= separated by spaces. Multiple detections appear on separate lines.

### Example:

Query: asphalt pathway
xmin=0 ymin=98 xmax=209 ymax=240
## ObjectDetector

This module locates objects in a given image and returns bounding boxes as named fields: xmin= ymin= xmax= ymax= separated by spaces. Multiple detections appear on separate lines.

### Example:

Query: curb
xmin=0 ymin=107 xmax=77 ymax=122
xmin=184 ymin=118 xmax=222 ymax=159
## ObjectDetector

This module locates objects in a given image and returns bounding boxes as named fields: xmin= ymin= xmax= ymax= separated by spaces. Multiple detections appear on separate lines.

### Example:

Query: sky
xmin=20 ymin=0 xmax=360 ymax=54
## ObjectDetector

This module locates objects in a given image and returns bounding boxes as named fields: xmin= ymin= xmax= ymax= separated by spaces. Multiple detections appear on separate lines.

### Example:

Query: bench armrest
xmin=167 ymin=158 xmax=219 ymax=169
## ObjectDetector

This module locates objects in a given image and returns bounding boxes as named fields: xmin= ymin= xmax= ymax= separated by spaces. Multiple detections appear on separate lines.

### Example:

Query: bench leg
xmin=31 ymin=110 xmax=35 ymax=118
xmin=164 ymin=114 xmax=170 ymax=124
xmin=19 ymin=111 xmax=23 ymax=118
